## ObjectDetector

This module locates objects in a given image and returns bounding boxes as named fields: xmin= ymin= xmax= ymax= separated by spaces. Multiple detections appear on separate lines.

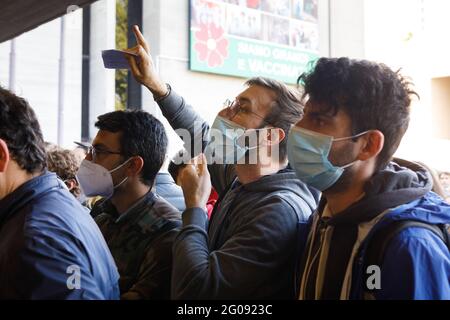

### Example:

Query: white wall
xmin=0 ymin=41 xmax=10 ymax=87
xmin=363 ymin=0 xmax=450 ymax=172
xmin=329 ymin=0 xmax=365 ymax=58
xmin=0 ymin=10 xmax=83 ymax=149
xmin=424 ymin=0 xmax=450 ymax=78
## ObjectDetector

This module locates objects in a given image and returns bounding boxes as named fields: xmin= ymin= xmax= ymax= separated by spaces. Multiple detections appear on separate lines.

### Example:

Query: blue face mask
xmin=287 ymin=126 xmax=369 ymax=191
xmin=205 ymin=115 xmax=260 ymax=164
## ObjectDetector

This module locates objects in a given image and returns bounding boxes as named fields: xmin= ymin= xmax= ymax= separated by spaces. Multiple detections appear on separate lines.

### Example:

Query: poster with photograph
xmin=261 ymin=0 xmax=291 ymax=17
xmin=290 ymin=20 xmax=319 ymax=51
xmin=189 ymin=0 xmax=320 ymax=84
xmin=191 ymin=0 xmax=227 ymax=28
xmin=221 ymin=0 xmax=261 ymax=9
xmin=263 ymin=15 xmax=290 ymax=46
xmin=227 ymin=5 xmax=262 ymax=40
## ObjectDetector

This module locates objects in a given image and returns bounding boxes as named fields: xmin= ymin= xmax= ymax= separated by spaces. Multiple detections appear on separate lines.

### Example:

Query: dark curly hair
xmin=298 ymin=57 xmax=418 ymax=171
xmin=95 ymin=110 xmax=167 ymax=187
xmin=0 ymin=86 xmax=46 ymax=174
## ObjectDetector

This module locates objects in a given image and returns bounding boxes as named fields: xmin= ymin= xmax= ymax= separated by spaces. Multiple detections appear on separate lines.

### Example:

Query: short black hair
xmin=298 ymin=57 xmax=418 ymax=171
xmin=0 ymin=86 xmax=46 ymax=174
xmin=245 ymin=77 xmax=303 ymax=161
xmin=95 ymin=110 xmax=167 ymax=186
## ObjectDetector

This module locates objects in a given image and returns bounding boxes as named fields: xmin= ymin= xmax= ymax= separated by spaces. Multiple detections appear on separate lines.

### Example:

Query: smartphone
xmin=101 ymin=49 xmax=138 ymax=69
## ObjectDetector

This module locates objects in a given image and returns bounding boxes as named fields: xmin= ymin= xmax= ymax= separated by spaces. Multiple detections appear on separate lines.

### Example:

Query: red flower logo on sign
xmin=194 ymin=23 xmax=229 ymax=68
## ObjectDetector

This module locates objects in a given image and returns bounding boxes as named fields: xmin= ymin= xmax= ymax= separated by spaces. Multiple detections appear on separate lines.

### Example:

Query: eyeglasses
xmin=86 ymin=144 xmax=122 ymax=162
xmin=223 ymin=98 xmax=271 ymax=125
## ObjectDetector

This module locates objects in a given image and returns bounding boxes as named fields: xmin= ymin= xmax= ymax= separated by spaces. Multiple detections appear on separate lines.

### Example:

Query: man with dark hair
xmin=125 ymin=25 xmax=319 ymax=299
xmin=78 ymin=110 xmax=181 ymax=299
xmin=0 ymin=87 xmax=119 ymax=299
xmin=288 ymin=57 xmax=450 ymax=299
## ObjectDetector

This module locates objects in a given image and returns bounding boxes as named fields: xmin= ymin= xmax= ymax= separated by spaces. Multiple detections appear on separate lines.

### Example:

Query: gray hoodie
xmin=158 ymin=89 xmax=320 ymax=299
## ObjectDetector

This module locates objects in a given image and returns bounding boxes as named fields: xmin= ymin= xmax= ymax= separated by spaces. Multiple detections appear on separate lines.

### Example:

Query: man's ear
xmin=128 ymin=156 xmax=144 ymax=177
xmin=266 ymin=128 xmax=286 ymax=146
xmin=64 ymin=178 xmax=77 ymax=191
xmin=357 ymin=130 xmax=384 ymax=161
xmin=0 ymin=139 xmax=10 ymax=173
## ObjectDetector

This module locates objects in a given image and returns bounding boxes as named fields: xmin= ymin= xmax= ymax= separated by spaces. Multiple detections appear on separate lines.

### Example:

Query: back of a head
xmin=0 ymin=86 xmax=46 ymax=174
xmin=298 ymin=57 xmax=418 ymax=171
xmin=245 ymin=77 xmax=304 ymax=161
xmin=46 ymin=147 xmax=82 ymax=197
xmin=95 ymin=110 xmax=168 ymax=186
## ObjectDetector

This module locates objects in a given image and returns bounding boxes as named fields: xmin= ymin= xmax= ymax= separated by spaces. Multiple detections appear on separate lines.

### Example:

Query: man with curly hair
xmin=289 ymin=57 xmax=450 ymax=300
xmin=46 ymin=147 xmax=83 ymax=200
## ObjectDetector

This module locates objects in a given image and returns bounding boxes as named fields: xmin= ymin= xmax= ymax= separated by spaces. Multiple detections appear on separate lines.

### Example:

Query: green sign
xmin=189 ymin=0 xmax=320 ymax=84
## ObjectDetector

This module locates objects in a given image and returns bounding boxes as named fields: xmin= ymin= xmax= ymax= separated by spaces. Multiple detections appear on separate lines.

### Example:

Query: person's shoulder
xmin=385 ymin=192 xmax=450 ymax=227
xmin=23 ymin=188 xmax=106 ymax=252
xmin=25 ymin=187 xmax=87 ymax=227
xmin=383 ymin=225 xmax=450 ymax=269
xmin=251 ymin=188 xmax=316 ymax=225
xmin=132 ymin=198 xmax=182 ymax=253
xmin=392 ymin=225 xmax=448 ymax=247
xmin=259 ymin=167 xmax=320 ymax=207
xmin=237 ymin=195 xmax=301 ymax=233
xmin=131 ymin=195 xmax=182 ymax=236
xmin=151 ymin=195 xmax=182 ymax=222
xmin=423 ymin=191 xmax=450 ymax=209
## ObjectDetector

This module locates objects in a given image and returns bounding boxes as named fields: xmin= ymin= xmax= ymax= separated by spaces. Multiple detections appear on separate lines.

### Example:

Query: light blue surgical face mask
xmin=287 ymin=126 xmax=369 ymax=191
xmin=205 ymin=115 xmax=263 ymax=164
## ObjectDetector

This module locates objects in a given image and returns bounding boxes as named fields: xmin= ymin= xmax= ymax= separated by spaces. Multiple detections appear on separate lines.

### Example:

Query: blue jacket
xmin=350 ymin=191 xmax=450 ymax=299
xmin=0 ymin=172 xmax=120 ymax=299
xmin=155 ymin=172 xmax=185 ymax=212
xmin=298 ymin=159 xmax=450 ymax=300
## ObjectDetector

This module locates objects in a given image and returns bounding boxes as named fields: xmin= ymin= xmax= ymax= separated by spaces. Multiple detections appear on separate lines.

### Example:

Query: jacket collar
xmin=0 ymin=171 xmax=60 ymax=226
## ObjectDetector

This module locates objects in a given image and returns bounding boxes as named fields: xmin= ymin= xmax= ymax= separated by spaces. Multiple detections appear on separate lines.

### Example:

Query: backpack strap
xmin=441 ymin=223 xmax=450 ymax=251
xmin=363 ymin=220 xmax=450 ymax=294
